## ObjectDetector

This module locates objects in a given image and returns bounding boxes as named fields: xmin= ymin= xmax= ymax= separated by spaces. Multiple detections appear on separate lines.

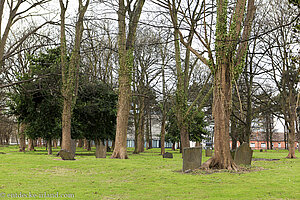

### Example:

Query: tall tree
xmin=59 ymin=0 xmax=89 ymax=152
xmin=163 ymin=0 xmax=255 ymax=169
xmin=261 ymin=0 xmax=299 ymax=158
xmin=111 ymin=0 xmax=145 ymax=159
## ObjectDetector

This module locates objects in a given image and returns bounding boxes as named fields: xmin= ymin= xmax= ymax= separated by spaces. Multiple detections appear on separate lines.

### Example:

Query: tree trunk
xmin=160 ymin=119 xmax=166 ymax=155
xmin=37 ymin=137 xmax=42 ymax=147
xmin=47 ymin=139 xmax=52 ymax=155
xmin=61 ymin=97 xmax=72 ymax=151
xmin=230 ymin=116 xmax=238 ymax=150
xmin=86 ymin=140 xmax=91 ymax=151
xmin=110 ymin=40 xmax=130 ymax=158
xmin=137 ymin=114 xmax=145 ymax=153
xmin=78 ymin=139 xmax=83 ymax=148
xmin=19 ymin=123 xmax=26 ymax=152
xmin=59 ymin=0 xmax=89 ymax=153
xmin=172 ymin=142 xmax=176 ymax=151
xmin=202 ymin=62 xmax=237 ymax=170
xmin=83 ymin=138 xmax=88 ymax=149
xmin=180 ymin=124 xmax=190 ymax=151
xmin=111 ymin=22 xmax=131 ymax=158
xmin=27 ymin=139 xmax=35 ymax=151
xmin=146 ymin=113 xmax=150 ymax=150
xmin=149 ymin=112 xmax=152 ymax=149
xmin=287 ymin=109 xmax=296 ymax=158
xmin=111 ymin=0 xmax=145 ymax=159
xmin=270 ymin=132 xmax=273 ymax=150
xmin=112 ymin=141 xmax=115 ymax=151
xmin=53 ymin=139 xmax=58 ymax=148
xmin=95 ymin=139 xmax=106 ymax=158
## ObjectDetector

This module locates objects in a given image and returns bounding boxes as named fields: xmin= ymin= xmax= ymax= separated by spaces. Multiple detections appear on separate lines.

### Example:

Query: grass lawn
xmin=0 ymin=145 xmax=299 ymax=200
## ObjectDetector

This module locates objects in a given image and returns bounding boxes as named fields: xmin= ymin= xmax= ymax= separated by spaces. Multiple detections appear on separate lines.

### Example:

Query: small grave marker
xmin=183 ymin=146 xmax=202 ymax=172
xmin=234 ymin=142 xmax=253 ymax=166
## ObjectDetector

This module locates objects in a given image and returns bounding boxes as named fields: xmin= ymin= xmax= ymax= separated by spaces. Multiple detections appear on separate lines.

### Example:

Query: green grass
xmin=0 ymin=146 xmax=299 ymax=200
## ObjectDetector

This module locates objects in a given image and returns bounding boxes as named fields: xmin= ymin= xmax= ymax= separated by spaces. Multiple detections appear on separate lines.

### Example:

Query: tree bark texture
xmin=47 ymin=139 xmax=52 ymax=155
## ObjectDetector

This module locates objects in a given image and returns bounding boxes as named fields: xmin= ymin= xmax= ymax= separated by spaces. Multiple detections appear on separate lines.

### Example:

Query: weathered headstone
xmin=57 ymin=149 xmax=75 ymax=160
xmin=183 ymin=146 xmax=202 ymax=172
xmin=162 ymin=152 xmax=173 ymax=158
xmin=234 ymin=142 xmax=253 ymax=166
xmin=70 ymin=139 xmax=76 ymax=156
xmin=95 ymin=140 xmax=106 ymax=158
xmin=205 ymin=149 xmax=212 ymax=157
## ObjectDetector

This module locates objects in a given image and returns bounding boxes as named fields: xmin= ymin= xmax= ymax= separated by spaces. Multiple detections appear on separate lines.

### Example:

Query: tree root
xmin=110 ymin=151 xmax=128 ymax=159
xmin=286 ymin=154 xmax=297 ymax=159
xmin=200 ymin=157 xmax=239 ymax=171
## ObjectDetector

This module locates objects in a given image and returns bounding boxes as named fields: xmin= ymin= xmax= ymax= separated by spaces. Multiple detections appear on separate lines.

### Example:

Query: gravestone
xmin=183 ymin=146 xmax=202 ymax=172
xmin=95 ymin=140 xmax=106 ymax=158
xmin=70 ymin=139 xmax=76 ymax=156
xmin=57 ymin=149 xmax=75 ymax=160
xmin=162 ymin=152 xmax=173 ymax=158
xmin=234 ymin=142 xmax=253 ymax=166
xmin=205 ymin=149 xmax=212 ymax=157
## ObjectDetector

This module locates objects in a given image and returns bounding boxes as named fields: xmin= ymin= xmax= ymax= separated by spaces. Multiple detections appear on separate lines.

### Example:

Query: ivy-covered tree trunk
xmin=59 ymin=0 xmax=89 ymax=153
xmin=111 ymin=0 xmax=145 ymax=159
xmin=174 ymin=27 xmax=189 ymax=150
xmin=202 ymin=0 xmax=255 ymax=170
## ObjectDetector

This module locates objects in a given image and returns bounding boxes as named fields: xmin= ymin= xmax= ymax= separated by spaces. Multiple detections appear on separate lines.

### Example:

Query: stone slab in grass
xmin=234 ymin=142 xmax=253 ymax=166
xmin=71 ymin=139 xmax=76 ymax=156
xmin=183 ymin=146 xmax=202 ymax=172
xmin=57 ymin=149 xmax=75 ymax=160
xmin=162 ymin=152 xmax=173 ymax=158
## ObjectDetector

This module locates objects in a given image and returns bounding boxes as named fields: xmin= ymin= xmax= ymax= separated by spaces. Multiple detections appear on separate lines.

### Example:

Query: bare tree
xmin=59 ymin=0 xmax=89 ymax=152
